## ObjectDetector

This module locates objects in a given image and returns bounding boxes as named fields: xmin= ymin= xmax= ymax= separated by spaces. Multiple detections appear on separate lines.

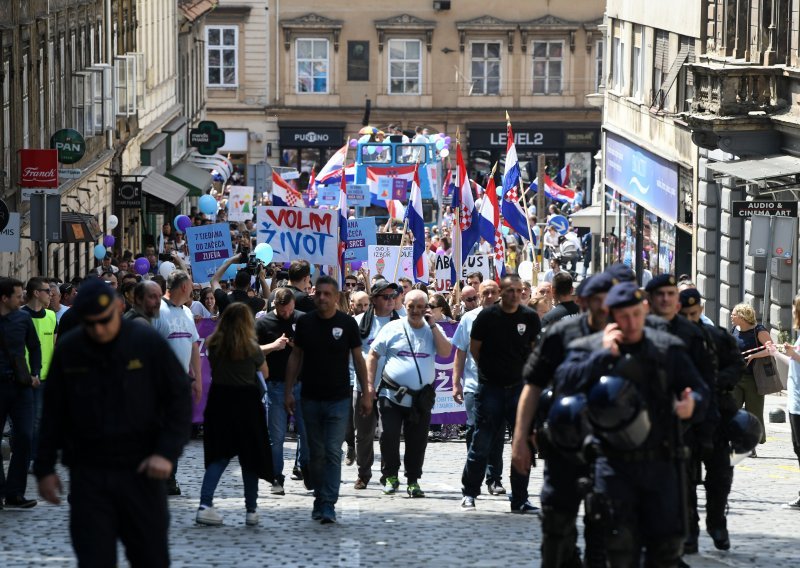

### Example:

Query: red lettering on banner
xmin=265 ymin=208 xmax=333 ymax=233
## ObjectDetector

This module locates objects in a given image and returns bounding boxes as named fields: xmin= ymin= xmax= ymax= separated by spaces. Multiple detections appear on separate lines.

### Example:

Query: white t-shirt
xmin=450 ymin=306 xmax=482 ymax=393
xmin=351 ymin=312 xmax=393 ymax=390
xmin=371 ymin=318 xmax=441 ymax=407
xmin=55 ymin=305 xmax=69 ymax=323
xmin=190 ymin=301 xmax=213 ymax=319
xmin=152 ymin=299 xmax=199 ymax=372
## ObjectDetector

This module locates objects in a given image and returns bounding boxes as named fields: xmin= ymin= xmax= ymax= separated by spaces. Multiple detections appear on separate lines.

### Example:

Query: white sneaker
xmin=461 ymin=496 xmax=476 ymax=510
xmin=245 ymin=511 xmax=259 ymax=526
xmin=196 ymin=506 xmax=223 ymax=526
xmin=271 ymin=482 xmax=285 ymax=495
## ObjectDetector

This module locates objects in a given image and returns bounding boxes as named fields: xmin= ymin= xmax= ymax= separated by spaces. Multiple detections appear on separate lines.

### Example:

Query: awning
xmin=166 ymin=161 xmax=212 ymax=197
xmin=707 ymin=155 xmax=800 ymax=183
xmin=59 ymin=212 xmax=101 ymax=243
xmin=186 ymin=150 xmax=233 ymax=183
xmin=129 ymin=165 xmax=189 ymax=206
xmin=568 ymin=203 xmax=617 ymax=234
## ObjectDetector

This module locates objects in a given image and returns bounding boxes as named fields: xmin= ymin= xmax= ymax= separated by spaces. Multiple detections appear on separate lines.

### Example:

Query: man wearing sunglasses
xmin=35 ymin=278 xmax=192 ymax=567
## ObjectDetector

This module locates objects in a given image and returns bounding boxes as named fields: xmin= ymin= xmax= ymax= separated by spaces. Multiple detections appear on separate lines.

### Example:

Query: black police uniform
xmin=524 ymin=313 xmax=596 ymax=567
xmin=34 ymin=282 xmax=192 ymax=568
xmin=555 ymin=284 xmax=709 ymax=567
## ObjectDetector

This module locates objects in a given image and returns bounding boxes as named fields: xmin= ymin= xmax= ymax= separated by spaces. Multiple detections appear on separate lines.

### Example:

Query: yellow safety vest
xmin=26 ymin=309 xmax=57 ymax=380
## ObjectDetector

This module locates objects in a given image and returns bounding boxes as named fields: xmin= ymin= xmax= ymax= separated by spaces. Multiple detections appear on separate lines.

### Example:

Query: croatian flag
xmin=558 ymin=164 xmax=571 ymax=187
xmin=272 ymin=171 xmax=303 ymax=207
xmin=456 ymin=143 xmax=480 ymax=262
xmin=406 ymin=166 xmax=427 ymax=282
xmin=501 ymin=115 xmax=530 ymax=237
xmin=314 ymin=144 xmax=349 ymax=187
xmin=305 ymin=168 xmax=317 ymax=206
xmin=531 ymin=174 xmax=576 ymax=204
xmin=478 ymin=166 xmax=506 ymax=281
xmin=337 ymin=169 xmax=349 ymax=288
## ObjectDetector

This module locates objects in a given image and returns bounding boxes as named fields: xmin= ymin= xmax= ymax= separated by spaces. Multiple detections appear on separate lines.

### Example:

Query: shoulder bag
xmin=751 ymin=327 xmax=783 ymax=395
xmin=0 ymin=331 xmax=33 ymax=387
xmin=403 ymin=325 xmax=436 ymax=423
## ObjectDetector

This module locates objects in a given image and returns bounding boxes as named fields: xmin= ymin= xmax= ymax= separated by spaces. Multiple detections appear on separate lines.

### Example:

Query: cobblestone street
xmin=1 ymin=394 xmax=798 ymax=567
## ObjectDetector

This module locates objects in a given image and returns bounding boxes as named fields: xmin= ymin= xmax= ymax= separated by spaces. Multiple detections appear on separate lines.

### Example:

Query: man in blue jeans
xmin=285 ymin=276 xmax=372 ymax=524
xmin=256 ymin=288 xmax=308 ymax=494
xmin=460 ymin=274 xmax=541 ymax=513
xmin=0 ymin=277 xmax=42 ymax=509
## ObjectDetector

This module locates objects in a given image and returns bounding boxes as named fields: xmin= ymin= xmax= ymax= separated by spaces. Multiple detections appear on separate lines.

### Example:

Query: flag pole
xmin=337 ymin=138 xmax=350 ymax=283
xmin=453 ymin=129 xmax=463 ymax=304
xmin=391 ymin=159 xmax=419 ymax=283
xmin=507 ymin=112 xmax=537 ymax=286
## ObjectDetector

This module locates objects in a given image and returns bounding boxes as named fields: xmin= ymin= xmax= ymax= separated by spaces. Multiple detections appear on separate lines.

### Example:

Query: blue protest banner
xmin=548 ymin=215 xmax=569 ymax=235
xmin=346 ymin=183 xmax=371 ymax=207
xmin=317 ymin=185 xmax=339 ymax=207
xmin=345 ymin=217 xmax=377 ymax=262
xmin=185 ymin=222 xmax=234 ymax=283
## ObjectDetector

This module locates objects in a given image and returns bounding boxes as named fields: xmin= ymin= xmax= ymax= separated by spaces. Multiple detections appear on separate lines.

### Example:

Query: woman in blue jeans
xmin=196 ymin=303 xmax=273 ymax=527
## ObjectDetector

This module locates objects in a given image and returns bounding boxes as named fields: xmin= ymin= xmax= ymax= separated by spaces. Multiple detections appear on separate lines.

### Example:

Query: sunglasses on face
xmin=344 ymin=282 xmax=358 ymax=288
xmin=428 ymin=303 xmax=443 ymax=309
xmin=82 ymin=312 xmax=115 ymax=328
xmin=376 ymin=293 xmax=398 ymax=300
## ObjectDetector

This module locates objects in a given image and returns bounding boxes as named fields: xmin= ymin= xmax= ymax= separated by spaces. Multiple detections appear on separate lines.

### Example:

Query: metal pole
xmin=42 ymin=193 xmax=48 ymax=277
xmin=536 ymin=153 xmax=546 ymax=273
xmin=762 ymin=216 xmax=774 ymax=327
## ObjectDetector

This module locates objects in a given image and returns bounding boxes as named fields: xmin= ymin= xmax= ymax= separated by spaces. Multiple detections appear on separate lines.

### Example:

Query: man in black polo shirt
xmin=210 ymin=253 xmax=268 ymax=315
xmin=540 ymin=272 xmax=580 ymax=329
xmin=255 ymin=288 xmax=307 ymax=495
xmin=460 ymin=274 xmax=541 ymax=513
xmin=284 ymin=276 xmax=372 ymax=524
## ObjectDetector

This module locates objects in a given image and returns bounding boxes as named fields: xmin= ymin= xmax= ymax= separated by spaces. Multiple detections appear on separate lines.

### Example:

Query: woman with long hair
xmin=781 ymin=295 xmax=800 ymax=508
xmin=428 ymin=293 xmax=454 ymax=322
xmin=195 ymin=303 xmax=273 ymax=527
xmin=730 ymin=302 xmax=771 ymax=454
xmin=191 ymin=286 xmax=218 ymax=320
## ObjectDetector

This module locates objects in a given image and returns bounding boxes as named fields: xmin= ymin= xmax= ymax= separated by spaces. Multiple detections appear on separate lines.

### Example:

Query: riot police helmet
xmin=726 ymin=409 xmax=763 ymax=465
xmin=544 ymin=393 xmax=589 ymax=463
xmin=587 ymin=375 xmax=651 ymax=450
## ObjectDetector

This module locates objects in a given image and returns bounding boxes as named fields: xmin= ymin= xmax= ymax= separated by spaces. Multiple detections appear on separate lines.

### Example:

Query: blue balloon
xmin=435 ymin=139 xmax=445 ymax=151
xmin=501 ymin=226 xmax=510 ymax=235
xmin=309 ymin=264 xmax=315 ymax=276
xmin=496 ymin=185 xmax=502 ymax=197
xmin=199 ymin=194 xmax=218 ymax=215
xmin=93 ymin=244 xmax=107 ymax=260
xmin=254 ymin=243 xmax=273 ymax=264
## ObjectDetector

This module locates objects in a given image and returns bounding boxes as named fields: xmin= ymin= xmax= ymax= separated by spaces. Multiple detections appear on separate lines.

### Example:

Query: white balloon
xmin=108 ymin=215 xmax=119 ymax=230
xmin=518 ymin=260 xmax=533 ymax=283
xmin=439 ymin=148 xmax=450 ymax=158
xmin=158 ymin=261 xmax=176 ymax=279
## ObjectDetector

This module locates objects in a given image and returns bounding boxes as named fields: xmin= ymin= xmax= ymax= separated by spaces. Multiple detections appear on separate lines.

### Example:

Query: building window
xmin=388 ymin=39 xmax=421 ymax=94
xmin=594 ymin=39 xmax=604 ymax=92
xmin=632 ymin=26 xmax=644 ymax=100
xmin=205 ymin=26 xmax=238 ymax=87
xmin=347 ymin=41 xmax=369 ymax=81
xmin=296 ymin=39 xmax=329 ymax=93
xmin=532 ymin=40 xmax=563 ymax=95
xmin=470 ymin=41 xmax=501 ymax=95
xmin=22 ymin=53 xmax=30 ymax=149
xmin=612 ymin=22 xmax=624 ymax=92
xmin=653 ymin=30 xmax=670 ymax=109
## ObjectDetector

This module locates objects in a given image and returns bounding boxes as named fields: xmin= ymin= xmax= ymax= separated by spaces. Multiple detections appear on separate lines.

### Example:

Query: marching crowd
xmin=2 ymin=205 xmax=800 ymax=567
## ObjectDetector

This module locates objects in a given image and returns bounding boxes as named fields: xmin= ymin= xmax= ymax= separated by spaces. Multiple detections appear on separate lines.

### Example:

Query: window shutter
xmin=654 ymin=31 xmax=669 ymax=71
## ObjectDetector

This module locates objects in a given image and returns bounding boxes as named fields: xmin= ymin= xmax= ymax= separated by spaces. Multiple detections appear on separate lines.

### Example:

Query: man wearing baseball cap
xmin=34 ymin=278 xmax=192 ymax=567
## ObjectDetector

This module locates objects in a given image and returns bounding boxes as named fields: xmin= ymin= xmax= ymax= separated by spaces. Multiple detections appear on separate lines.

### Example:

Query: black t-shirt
xmin=540 ymin=300 xmax=580 ymax=328
xmin=255 ymin=309 xmax=304 ymax=381
xmin=294 ymin=310 xmax=360 ymax=401
xmin=471 ymin=304 xmax=541 ymax=387
xmin=288 ymin=285 xmax=316 ymax=313
xmin=214 ymin=288 xmax=266 ymax=316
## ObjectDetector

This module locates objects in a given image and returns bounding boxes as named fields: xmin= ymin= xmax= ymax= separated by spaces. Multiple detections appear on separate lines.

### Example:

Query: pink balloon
xmin=436 ymin=249 xmax=446 ymax=256
xmin=349 ymin=139 xmax=358 ymax=148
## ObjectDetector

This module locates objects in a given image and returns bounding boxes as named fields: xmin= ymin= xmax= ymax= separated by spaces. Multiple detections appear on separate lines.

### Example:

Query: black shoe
xmin=290 ymin=466 xmax=303 ymax=480
xmin=677 ymin=560 xmax=691 ymax=568
xmin=4 ymin=496 xmax=37 ymax=509
xmin=345 ymin=446 xmax=355 ymax=466
xmin=167 ymin=480 xmax=181 ymax=496
xmin=486 ymin=481 xmax=506 ymax=495
xmin=708 ymin=527 xmax=730 ymax=551
xmin=683 ymin=536 xmax=698 ymax=554
xmin=301 ymin=465 xmax=313 ymax=491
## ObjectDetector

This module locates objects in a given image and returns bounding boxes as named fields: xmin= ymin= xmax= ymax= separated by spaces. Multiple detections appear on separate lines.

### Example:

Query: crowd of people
xmin=1 ymin=203 xmax=799 ymax=566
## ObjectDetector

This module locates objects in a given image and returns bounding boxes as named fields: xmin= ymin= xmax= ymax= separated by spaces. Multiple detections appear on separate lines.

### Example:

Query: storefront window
xmin=659 ymin=220 xmax=676 ymax=276
xmin=280 ymin=147 xmax=322 ymax=189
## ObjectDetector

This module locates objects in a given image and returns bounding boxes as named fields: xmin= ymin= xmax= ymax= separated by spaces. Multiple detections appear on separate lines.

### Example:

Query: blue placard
xmin=185 ymin=222 xmax=235 ymax=283
xmin=604 ymin=133 xmax=678 ymax=224
xmin=548 ymin=215 xmax=569 ymax=235
xmin=317 ymin=185 xmax=340 ymax=206
xmin=346 ymin=183 xmax=371 ymax=207
xmin=344 ymin=217 xmax=377 ymax=262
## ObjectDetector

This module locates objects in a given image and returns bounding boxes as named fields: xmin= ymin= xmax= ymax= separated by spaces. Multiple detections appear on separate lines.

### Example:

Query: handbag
xmin=751 ymin=328 xmax=782 ymax=395
xmin=0 ymin=331 xmax=33 ymax=387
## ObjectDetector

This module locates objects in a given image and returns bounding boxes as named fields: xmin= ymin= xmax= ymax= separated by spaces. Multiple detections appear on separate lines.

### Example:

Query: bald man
xmin=350 ymin=291 xmax=370 ymax=316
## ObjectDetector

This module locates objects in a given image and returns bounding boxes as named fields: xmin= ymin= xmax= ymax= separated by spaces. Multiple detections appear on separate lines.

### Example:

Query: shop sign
xmin=189 ymin=121 xmax=226 ymax=156
xmin=604 ymin=133 xmax=678 ymax=224
xmin=50 ymin=129 xmax=86 ymax=164
xmin=279 ymin=126 xmax=344 ymax=148
xmin=468 ymin=128 xmax=562 ymax=149
xmin=732 ymin=200 xmax=798 ymax=218
xmin=59 ymin=168 xmax=83 ymax=180
xmin=19 ymin=149 xmax=59 ymax=188
xmin=114 ymin=179 xmax=142 ymax=208
xmin=0 ymin=212 xmax=20 ymax=252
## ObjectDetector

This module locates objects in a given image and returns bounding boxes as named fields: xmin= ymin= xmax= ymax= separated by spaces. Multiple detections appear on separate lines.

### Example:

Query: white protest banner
xmin=367 ymin=245 xmax=428 ymax=283
xmin=345 ymin=218 xmax=377 ymax=262
xmin=185 ymin=222 xmax=234 ymax=284
xmin=433 ymin=254 xmax=493 ymax=291
xmin=227 ymin=186 xmax=255 ymax=222
xmin=256 ymin=206 xmax=339 ymax=267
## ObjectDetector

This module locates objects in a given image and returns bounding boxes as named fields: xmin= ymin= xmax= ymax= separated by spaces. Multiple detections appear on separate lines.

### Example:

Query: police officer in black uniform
xmin=679 ymin=287 xmax=744 ymax=551
xmin=644 ymin=274 xmax=718 ymax=555
xmin=34 ymin=279 xmax=192 ymax=567
xmin=555 ymin=281 xmax=709 ymax=566
xmin=513 ymin=272 xmax=614 ymax=567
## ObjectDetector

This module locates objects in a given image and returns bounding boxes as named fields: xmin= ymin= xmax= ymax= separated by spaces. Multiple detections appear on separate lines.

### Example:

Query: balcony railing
xmin=686 ymin=62 xmax=784 ymax=117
